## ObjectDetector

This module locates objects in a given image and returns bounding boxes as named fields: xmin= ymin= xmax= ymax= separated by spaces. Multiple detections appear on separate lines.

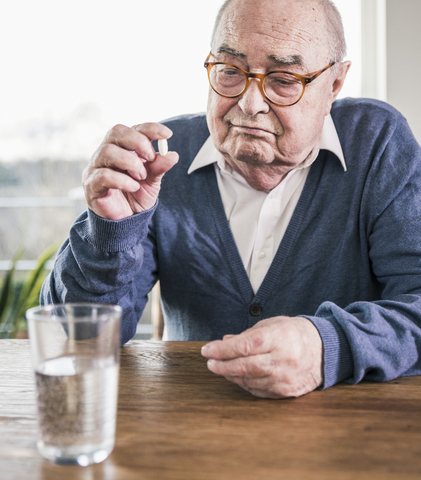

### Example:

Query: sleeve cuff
xmin=74 ymin=204 xmax=158 ymax=253
xmin=301 ymin=313 xmax=354 ymax=389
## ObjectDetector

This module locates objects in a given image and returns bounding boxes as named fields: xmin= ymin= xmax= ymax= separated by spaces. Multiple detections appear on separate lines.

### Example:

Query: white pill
xmin=158 ymin=138 xmax=168 ymax=156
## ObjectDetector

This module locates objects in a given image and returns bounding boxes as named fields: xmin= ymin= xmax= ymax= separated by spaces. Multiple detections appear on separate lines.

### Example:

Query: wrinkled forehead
xmin=212 ymin=0 xmax=330 ymax=70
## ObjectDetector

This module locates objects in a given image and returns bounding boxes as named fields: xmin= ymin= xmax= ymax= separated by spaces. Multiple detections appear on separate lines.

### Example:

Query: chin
xmin=231 ymin=142 xmax=275 ymax=166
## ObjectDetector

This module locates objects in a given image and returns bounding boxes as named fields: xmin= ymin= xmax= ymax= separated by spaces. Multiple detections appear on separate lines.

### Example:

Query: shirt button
xmin=258 ymin=252 xmax=266 ymax=260
xmin=249 ymin=303 xmax=262 ymax=317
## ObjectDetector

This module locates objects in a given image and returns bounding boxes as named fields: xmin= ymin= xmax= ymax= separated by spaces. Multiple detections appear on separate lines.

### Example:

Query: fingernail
xmin=201 ymin=344 xmax=209 ymax=356
xmin=129 ymin=170 xmax=142 ymax=181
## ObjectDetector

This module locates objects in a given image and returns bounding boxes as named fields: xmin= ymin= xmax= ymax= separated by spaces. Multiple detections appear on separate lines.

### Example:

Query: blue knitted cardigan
xmin=42 ymin=98 xmax=421 ymax=389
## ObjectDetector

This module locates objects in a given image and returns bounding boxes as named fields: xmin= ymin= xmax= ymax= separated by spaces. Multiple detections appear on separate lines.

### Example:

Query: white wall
xmin=334 ymin=0 xmax=363 ymax=100
xmin=361 ymin=0 xmax=387 ymax=101
xmin=386 ymin=0 xmax=421 ymax=142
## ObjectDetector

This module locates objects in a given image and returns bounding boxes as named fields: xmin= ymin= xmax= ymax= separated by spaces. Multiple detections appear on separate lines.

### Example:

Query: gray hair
xmin=211 ymin=0 xmax=347 ymax=63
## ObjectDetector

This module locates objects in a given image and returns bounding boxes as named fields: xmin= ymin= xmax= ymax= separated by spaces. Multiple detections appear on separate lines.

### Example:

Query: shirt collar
xmin=187 ymin=113 xmax=346 ymax=174
xmin=320 ymin=113 xmax=347 ymax=171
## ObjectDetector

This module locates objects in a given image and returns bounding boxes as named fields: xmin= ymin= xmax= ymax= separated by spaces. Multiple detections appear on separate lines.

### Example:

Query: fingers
xmin=93 ymin=143 xmax=145 ymax=179
xmin=206 ymin=354 xmax=287 ymax=398
xmin=208 ymin=357 xmax=299 ymax=399
xmin=100 ymin=124 xmax=178 ymax=179
xmin=102 ymin=124 xmax=153 ymax=162
xmin=207 ymin=354 xmax=273 ymax=378
xmin=144 ymin=150 xmax=179 ymax=179
xmin=131 ymin=122 xmax=175 ymax=162
xmin=95 ymin=123 xmax=173 ymax=168
xmin=85 ymin=167 xmax=141 ymax=199
xmin=202 ymin=317 xmax=324 ymax=399
xmin=84 ymin=121 xmax=178 ymax=202
xmin=131 ymin=124 xmax=178 ymax=176
xmin=224 ymin=369 xmax=323 ymax=399
xmin=132 ymin=122 xmax=173 ymax=140
xmin=201 ymin=327 xmax=273 ymax=360
xmin=208 ymin=355 xmax=321 ymax=399
xmin=224 ymin=376 xmax=283 ymax=399
xmin=81 ymin=121 xmax=178 ymax=220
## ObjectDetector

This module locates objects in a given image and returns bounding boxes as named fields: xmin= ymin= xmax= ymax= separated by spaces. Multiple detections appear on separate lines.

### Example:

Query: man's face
xmin=207 ymin=0 xmax=346 ymax=187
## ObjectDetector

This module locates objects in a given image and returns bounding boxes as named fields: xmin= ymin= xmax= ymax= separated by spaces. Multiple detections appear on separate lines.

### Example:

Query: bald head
xmin=211 ymin=0 xmax=346 ymax=63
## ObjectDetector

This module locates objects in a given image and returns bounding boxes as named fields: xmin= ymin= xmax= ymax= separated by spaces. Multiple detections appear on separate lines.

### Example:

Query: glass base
xmin=37 ymin=439 xmax=114 ymax=466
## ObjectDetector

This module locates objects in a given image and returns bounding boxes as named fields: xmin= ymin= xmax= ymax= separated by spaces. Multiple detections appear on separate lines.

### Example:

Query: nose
xmin=237 ymin=78 xmax=270 ymax=116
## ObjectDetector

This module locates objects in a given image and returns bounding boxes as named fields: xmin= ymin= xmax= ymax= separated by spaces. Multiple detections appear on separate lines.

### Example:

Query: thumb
xmin=145 ymin=151 xmax=179 ymax=180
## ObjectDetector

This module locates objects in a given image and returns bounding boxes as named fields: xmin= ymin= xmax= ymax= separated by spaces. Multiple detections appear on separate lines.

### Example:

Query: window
xmin=0 ymin=1 xmax=373 ymax=338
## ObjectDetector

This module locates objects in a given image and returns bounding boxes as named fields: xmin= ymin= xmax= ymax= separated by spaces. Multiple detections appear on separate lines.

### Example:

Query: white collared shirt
xmin=188 ymin=114 xmax=347 ymax=294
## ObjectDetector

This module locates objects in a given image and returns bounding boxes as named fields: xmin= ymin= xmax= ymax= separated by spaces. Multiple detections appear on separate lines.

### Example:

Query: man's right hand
xmin=82 ymin=122 xmax=179 ymax=220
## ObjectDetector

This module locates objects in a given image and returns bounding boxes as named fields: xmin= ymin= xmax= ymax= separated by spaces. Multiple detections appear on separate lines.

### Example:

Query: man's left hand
xmin=201 ymin=316 xmax=323 ymax=398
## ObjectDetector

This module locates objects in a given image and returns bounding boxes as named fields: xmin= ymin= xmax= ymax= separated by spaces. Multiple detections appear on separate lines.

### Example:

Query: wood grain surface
xmin=1 ymin=339 xmax=421 ymax=480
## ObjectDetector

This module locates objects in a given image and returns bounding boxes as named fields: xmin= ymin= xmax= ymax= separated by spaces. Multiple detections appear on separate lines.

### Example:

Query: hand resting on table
xmin=201 ymin=316 xmax=323 ymax=398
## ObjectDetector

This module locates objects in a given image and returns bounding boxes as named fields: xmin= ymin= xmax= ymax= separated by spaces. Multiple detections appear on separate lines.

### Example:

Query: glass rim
xmin=26 ymin=303 xmax=122 ymax=323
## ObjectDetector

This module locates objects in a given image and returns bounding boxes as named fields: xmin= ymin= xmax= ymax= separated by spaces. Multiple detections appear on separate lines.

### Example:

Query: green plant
xmin=0 ymin=242 xmax=60 ymax=339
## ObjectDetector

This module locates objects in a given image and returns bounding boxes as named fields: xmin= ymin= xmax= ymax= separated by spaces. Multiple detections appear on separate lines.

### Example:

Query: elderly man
xmin=41 ymin=0 xmax=421 ymax=398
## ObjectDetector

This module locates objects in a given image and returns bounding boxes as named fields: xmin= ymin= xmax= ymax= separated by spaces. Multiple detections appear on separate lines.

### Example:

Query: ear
xmin=325 ymin=61 xmax=351 ymax=114
xmin=332 ymin=61 xmax=352 ymax=98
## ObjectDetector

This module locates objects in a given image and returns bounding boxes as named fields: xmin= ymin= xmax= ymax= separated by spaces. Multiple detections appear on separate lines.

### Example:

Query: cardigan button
xmin=249 ymin=303 xmax=262 ymax=317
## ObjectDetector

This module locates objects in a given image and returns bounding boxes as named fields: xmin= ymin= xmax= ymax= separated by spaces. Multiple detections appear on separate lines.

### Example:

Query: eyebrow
xmin=215 ymin=44 xmax=304 ymax=68
xmin=216 ymin=44 xmax=246 ymax=58
xmin=267 ymin=54 xmax=304 ymax=68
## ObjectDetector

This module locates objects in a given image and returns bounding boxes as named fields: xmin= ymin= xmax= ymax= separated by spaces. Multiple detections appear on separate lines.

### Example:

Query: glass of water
xmin=26 ymin=303 xmax=121 ymax=466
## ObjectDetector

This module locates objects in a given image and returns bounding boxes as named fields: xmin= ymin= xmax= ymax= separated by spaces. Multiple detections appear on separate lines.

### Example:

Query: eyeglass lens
xmin=209 ymin=64 xmax=304 ymax=105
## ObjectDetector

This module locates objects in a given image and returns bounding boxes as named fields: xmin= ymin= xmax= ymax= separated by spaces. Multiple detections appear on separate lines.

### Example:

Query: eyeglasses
xmin=204 ymin=52 xmax=335 ymax=107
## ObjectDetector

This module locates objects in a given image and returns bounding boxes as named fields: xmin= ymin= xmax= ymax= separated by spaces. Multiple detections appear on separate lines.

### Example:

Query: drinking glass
xmin=26 ymin=303 xmax=121 ymax=466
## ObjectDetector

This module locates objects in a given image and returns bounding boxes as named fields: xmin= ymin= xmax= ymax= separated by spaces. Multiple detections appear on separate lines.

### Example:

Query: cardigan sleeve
xmin=304 ymin=110 xmax=421 ymax=389
xmin=39 ymin=113 xmax=208 ymax=346
xmin=40 ymin=206 xmax=158 ymax=345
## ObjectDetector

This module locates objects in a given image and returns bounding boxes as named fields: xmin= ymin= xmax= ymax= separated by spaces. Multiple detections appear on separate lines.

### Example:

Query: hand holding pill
xmin=82 ymin=122 xmax=178 ymax=221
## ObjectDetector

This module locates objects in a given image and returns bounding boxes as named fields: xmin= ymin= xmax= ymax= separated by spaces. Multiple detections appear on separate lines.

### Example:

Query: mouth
xmin=231 ymin=124 xmax=276 ymax=137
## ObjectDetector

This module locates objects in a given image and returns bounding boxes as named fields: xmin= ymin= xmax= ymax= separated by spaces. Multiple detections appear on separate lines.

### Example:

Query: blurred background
xmin=0 ymin=0 xmax=419 ymax=338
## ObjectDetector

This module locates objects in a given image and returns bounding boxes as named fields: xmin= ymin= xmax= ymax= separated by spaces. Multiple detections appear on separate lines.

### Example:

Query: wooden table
xmin=2 ymin=340 xmax=421 ymax=480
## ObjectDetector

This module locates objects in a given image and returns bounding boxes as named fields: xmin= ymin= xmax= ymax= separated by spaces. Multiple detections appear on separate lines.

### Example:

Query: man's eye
xmin=275 ymin=78 xmax=296 ymax=86
xmin=220 ymin=68 xmax=242 ymax=76
xmin=269 ymin=74 xmax=300 ymax=87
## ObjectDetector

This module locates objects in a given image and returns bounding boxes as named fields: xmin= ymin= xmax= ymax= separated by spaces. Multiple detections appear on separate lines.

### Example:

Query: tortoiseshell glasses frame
xmin=204 ymin=52 xmax=335 ymax=107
